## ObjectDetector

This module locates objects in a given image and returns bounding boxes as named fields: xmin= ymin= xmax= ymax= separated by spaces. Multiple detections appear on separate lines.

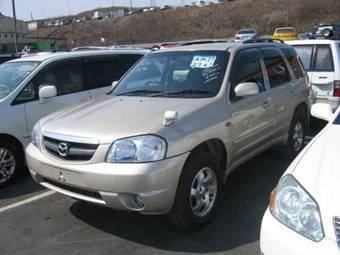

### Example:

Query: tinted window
xmin=238 ymin=30 xmax=256 ymax=34
xmin=276 ymin=28 xmax=295 ymax=33
xmin=281 ymin=47 xmax=305 ymax=79
xmin=113 ymin=51 xmax=229 ymax=98
xmin=230 ymin=49 xmax=265 ymax=101
xmin=261 ymin=48 xmax=290 ymax=88
xmin=84 ymin=54 xmax=143 ymax=90
xmin=32 ymin=60 xmax=83 ymax=97
xmin=292 ymin=45 xmax=313 ymax=70
xmin=314 ymin=45 xmax=334 ymax=71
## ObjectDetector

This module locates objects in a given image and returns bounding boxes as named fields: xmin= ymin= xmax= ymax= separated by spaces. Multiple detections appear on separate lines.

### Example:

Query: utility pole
xmin=129 ymin=0 xmax=133 ymax=9
xmin=11 ymin=0 xmax=18 ymax=53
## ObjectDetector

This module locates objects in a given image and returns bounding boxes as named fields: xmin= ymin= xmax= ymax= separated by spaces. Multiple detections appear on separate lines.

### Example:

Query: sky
xmin=0 ymin=0 xmax=218 ymax=21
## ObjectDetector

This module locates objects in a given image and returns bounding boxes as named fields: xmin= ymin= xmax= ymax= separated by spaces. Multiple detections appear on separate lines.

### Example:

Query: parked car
xmin=26 ymin=41 xmax=310 ymax=229
xmin=234 ymin=29 xmax=257 ymax=42
xmin=0 ymin=49 xmax=148 ymax=187
xmin=316 ymin=23 xmax=340 ymax=39
xmin=286 ymin=39 xmax=340 ymax=111
xmin=260 ymin=103 xmax=340 ymax=255
xmin=272 ymin=27 xmax=298 ymax=41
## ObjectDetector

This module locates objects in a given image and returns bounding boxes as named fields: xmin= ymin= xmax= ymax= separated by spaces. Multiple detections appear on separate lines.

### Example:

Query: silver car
xmin=0 ymin=49 xmax=148 ymax=187
xmin=26 ymin=42 xmax=310 ymax=228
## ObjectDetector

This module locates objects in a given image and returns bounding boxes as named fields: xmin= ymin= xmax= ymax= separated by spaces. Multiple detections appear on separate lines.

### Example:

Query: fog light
xmin=134 ymin=194 xmax=145 ymax=209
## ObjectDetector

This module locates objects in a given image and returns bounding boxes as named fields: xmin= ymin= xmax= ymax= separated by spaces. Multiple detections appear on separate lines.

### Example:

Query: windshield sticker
xmin=190 ymin=55 xmax=217 ymax=68
xmin=202 ymin=65 xmax=221 ymax=84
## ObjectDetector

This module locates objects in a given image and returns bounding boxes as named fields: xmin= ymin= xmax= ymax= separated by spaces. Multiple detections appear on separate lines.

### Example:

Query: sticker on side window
xmin=190 ymin=56 xmax=217 ymax=68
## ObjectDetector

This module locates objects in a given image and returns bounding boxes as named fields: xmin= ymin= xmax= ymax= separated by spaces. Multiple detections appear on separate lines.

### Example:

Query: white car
xmin=260 ymin=103 xmax=340 ymax=254
xmin=234 ymin=29 xmax=257 ymax=42
xmin=286 ymin=40 xmax=340 ymax=111
xmin=0 ymin=49 xmax=148 ymax=187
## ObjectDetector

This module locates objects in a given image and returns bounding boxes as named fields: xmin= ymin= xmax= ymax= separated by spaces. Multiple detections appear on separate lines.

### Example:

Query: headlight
xmin=270 ymin=174 xmax=324 ymax=242
xmin=31 ymin=122 xmax=41 ymax=148
xmin=106 ymin=135 xmax=167 ymax=163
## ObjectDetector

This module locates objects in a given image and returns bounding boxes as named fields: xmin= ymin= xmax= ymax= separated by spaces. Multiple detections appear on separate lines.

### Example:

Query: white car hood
xmin=290 ymin=124 xmax=340 ymax=242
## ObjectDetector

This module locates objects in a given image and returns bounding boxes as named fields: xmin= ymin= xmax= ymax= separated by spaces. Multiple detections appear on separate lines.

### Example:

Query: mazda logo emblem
xmin=57 ymin=143 xmax=69 ymax=157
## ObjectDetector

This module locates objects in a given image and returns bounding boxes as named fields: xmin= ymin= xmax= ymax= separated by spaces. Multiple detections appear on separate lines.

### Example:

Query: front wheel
xmin=168 ymin=153 xmax=221 ymax=229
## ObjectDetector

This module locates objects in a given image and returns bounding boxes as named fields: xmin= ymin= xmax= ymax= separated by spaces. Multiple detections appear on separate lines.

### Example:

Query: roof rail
xmin=243 ymin=38 xmax=285 ymax=44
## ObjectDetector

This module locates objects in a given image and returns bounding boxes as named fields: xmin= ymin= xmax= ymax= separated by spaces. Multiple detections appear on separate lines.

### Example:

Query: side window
xmin=292 ymin=45 xmax=313 ymax=71
xmin=230 ymin=49 xmax=265 ymax=102
xmin=281 ymin=47 xmax=305 ymax=79
xmin=33 ymin=60 xmax=84 ymax=96
xmin=261 ymin=48 xmax=290 ymax=88
xmin=314 ymin=45 xmax=334 ymax=71
xmin=84 ymin=55 xmax=143 ymax=90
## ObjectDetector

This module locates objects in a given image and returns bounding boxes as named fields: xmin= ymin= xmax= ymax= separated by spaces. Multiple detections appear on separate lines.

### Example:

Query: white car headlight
xmin=31 ymin=122 xmax=41 ymax=148
xmin=270 ymin=174 xmax=324 ymax=242
xmin=106 ymin=135 xmax=167 ymax=163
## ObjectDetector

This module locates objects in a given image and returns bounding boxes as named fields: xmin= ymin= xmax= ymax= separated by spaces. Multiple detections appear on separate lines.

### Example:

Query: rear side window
xmin=314 ymin=45 xmax=334 ymax=71
xmin=230 ymin=49 xmax=265 ymax=102
xmin=83 ymin=54 xmax=143 ymax=90
xmin=281 ymin=47 xmax=305 ymax=79
xmin=292 ymin=45 xmax=313 ymax=71
xmin=261 ymin=47 xmax=291 ymax=88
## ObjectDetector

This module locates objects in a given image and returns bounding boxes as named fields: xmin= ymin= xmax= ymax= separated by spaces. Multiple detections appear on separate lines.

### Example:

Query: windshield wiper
xmin=151 ymin=89 xmax=212 ymax=97
xmin=115 ymin=89 xmax=163 ymax=96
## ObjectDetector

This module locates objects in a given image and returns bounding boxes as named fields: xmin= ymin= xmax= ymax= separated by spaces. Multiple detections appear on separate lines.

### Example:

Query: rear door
xmin=14 ymin=59 xmax=91 ymax=136
xmin=260 ymin=47 xmax=293 ymax=135
xmin=228 ymin=48 xmax=274 ymax=162
xmin=310 ymin=45 xmax=335 ymax=98
xmin=84 ymin=54 xmax=144 ymax=98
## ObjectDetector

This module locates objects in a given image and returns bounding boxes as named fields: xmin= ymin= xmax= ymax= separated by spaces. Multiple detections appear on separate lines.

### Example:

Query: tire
xmin=168 ymin=152 xmax=222 ymax=229
xmin=284 ymin=110 xmax=307 ymax=160
xmin=0 ymin=142 xmax=24 ymax=188
xmin=322 ymin=29 xmax=332 ymax=38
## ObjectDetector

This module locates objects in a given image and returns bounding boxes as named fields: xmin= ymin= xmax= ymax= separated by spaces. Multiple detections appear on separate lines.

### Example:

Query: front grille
xmin=43 ymin=136 xmax=98 ymax=161
xmin=334 ymin=217 xmax=340 ymax=247
xmin=43 ymin=178 xmax=102 ymax=200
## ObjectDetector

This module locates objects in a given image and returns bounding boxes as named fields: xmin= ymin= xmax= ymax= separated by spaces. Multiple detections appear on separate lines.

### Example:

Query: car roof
xmin=286 ymin=39 xmax=340 ymax=45
xmin=276 ymin=27 xmax=295 ymax=30
xmin=153 ymin=41 xmax=291 ymax=53
xmin=9 ymin=49 xmax=150 ymax=63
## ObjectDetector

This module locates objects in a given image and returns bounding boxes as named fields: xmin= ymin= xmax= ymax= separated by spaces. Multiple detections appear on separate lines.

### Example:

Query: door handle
xmin=262 ymin=99 xmax=271 ymax=109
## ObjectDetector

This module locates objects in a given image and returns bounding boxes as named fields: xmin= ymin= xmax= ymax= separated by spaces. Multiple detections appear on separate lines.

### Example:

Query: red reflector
xmin=334 ymin=81 xmax=340 ymax=97
xmin=235 ymin=36 xmax=240 ymax=40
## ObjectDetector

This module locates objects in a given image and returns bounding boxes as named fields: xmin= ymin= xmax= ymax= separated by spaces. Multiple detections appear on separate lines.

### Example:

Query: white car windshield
xmin=112 ymin=51 xmax=229 ymax=98
xmin=0 ymin=61 xmax=40 ymax=100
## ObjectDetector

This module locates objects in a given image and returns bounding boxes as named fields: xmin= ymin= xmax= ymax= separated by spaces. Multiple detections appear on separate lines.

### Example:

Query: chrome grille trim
xmin=43 ymin=135 xmax=99 ymax=161
xmin=333 ymin=217 xmax=340 ymax=247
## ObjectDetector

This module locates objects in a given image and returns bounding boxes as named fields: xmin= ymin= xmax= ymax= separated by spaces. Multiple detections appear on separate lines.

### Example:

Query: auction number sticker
xmin=190 ymin=55 xmax=217 ymax=68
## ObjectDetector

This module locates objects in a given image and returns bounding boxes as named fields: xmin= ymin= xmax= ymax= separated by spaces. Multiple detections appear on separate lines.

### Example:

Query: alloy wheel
xmin=0 ymin=148 xmax=16 ymax=184
xmin=190 ymin=167 xmax=218 ymax=218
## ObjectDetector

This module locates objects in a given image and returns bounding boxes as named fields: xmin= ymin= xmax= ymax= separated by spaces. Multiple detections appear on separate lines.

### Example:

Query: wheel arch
xmin=0 ymin=133 xmax=25 ymax=156
xmin=186 ymin=138 xmax=227 ymax=179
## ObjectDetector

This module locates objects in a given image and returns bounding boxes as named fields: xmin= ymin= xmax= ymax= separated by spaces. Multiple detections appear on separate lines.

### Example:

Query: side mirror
xmin=39 ymin=85 xmax=57 ymax=103
xmin=234 ymin=82 xmax=259 ymax=97
xmin=111 ymin=81 xmax=118 ymax=89
xmin=311 ymin=103 xmax=333 ymax=122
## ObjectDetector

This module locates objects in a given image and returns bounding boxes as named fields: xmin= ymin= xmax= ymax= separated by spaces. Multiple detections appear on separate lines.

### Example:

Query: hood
xmin=290 ymin=124 xmax=340 ymax=242
xmin=40 ymin=95 xmax=214 ymax=145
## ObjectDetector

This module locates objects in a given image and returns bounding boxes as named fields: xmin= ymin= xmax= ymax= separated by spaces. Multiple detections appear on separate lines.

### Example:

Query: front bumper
xmin=260 ymin=209 xmax=339 ymax=255
xmin=26 ymin=144 xmax=189 ymax=215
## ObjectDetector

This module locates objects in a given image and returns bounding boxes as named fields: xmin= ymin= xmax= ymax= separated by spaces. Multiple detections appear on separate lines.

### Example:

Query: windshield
xmin=238 ymin=30 xmax=255 ymax=34
xmin=276 ymin=28 xmax=295 ymax=33
xmin=334 ymin=112 xmax=340 ymax=125
xmin=112 ymin=51 xmax=229 ymax=98
xmin=0 ymin=61 xmax=40 ymax=100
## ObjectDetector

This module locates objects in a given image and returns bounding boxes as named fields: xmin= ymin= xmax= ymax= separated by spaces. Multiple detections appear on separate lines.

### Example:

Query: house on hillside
xmin=0 ymin=13 xmax=30 ymax=53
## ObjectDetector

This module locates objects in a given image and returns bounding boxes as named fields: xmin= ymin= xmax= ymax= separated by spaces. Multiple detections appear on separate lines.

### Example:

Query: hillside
xmin=30 ymin=0 xmax=340 ymax=49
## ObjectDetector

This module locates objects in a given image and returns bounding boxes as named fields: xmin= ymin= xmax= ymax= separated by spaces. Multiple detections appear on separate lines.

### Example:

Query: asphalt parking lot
xmin=0 ymin=120 xmax=326 ymax=255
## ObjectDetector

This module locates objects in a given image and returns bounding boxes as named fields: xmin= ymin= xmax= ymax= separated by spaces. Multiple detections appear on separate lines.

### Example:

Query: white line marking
xmin=0 ymin=190 xmax=56 ymax=213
